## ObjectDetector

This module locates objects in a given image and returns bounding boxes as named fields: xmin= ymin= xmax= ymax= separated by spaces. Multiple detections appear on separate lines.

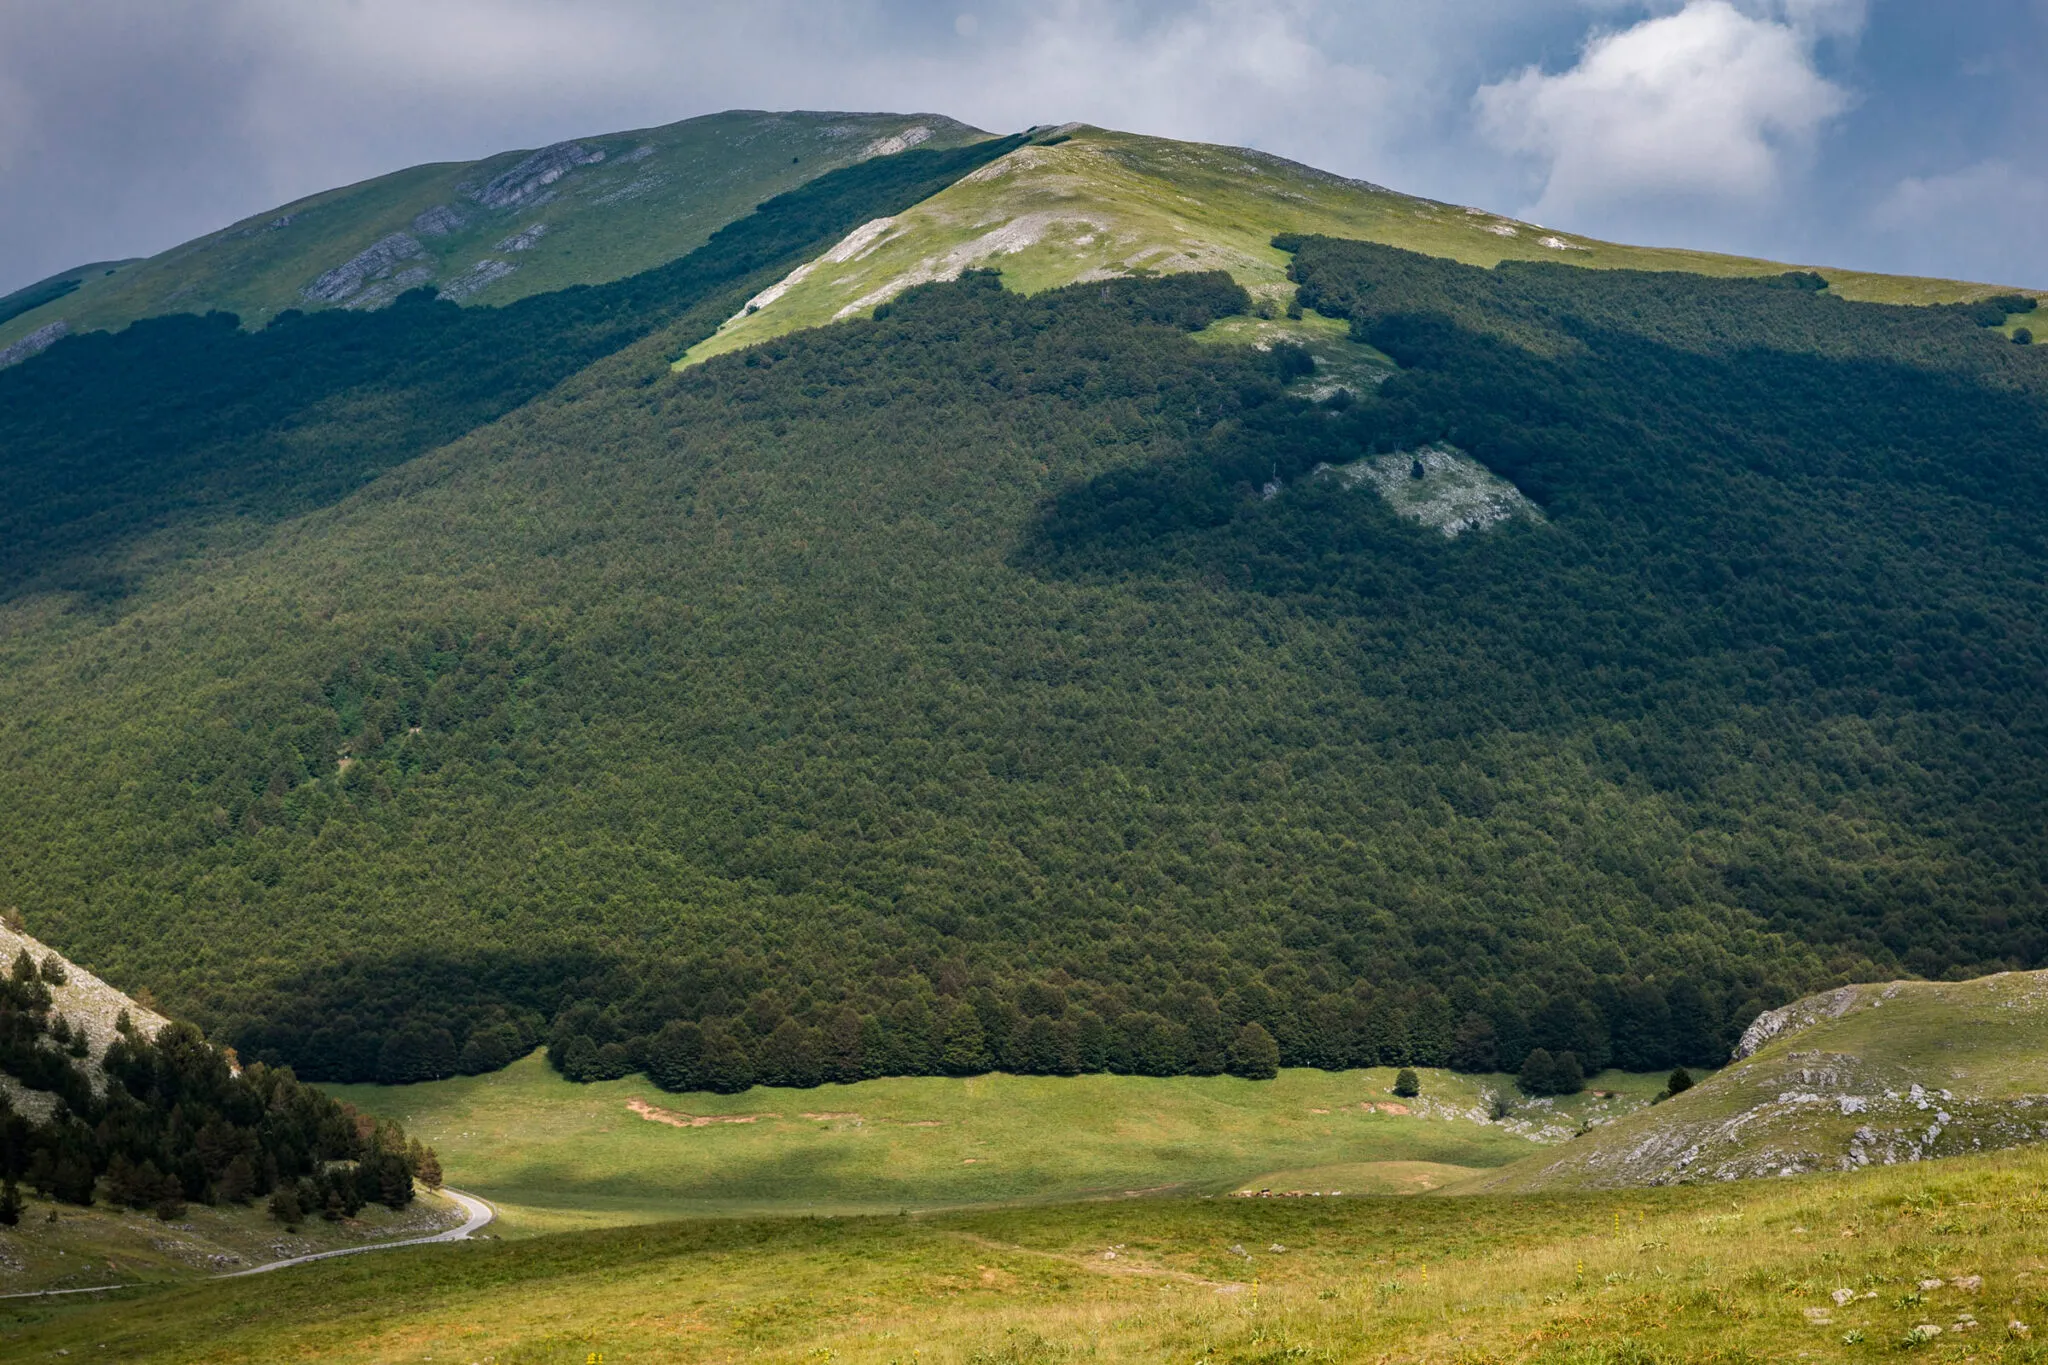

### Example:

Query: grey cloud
xmin=0 ymin=0 xmax=2039 ymax=295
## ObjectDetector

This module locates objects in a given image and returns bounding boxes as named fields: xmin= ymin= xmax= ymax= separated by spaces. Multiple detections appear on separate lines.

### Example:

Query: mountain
xmin=683 ymin=124 xmax=2007 ymax=369
xmin=1463 ymin=967 xmax=2048 ymax=1191
xmin=0 ymin=110 xmax=988 ymax=359
xmin=0 ymin=112 xmax=2044 ymax=1098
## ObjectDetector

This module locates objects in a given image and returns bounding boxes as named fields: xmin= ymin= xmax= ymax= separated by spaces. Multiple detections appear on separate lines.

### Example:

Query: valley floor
xmin=5 ymin=1140 xmax=2043 ymax=1363
xmin=328 ymin=1057 xmax=1670 ymax=1233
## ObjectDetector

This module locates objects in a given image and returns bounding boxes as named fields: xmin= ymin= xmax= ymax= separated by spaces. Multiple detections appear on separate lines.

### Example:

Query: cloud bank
xmin=0 ymin=1 xmax=2039 ymax=295
xmin=1477 ymin=1 xmax=1852 ymax=222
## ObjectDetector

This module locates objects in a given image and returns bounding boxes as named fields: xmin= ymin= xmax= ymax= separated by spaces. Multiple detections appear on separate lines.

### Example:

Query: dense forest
xmin=0 ymin=208 xmax=2042 ymax=1095
xmin=0 ymin=949 xmax=435 ymax=1221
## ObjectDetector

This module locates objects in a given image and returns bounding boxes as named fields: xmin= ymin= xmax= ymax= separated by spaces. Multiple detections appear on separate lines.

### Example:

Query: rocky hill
xmin=1461 ymin=970 xmax=2048 ymax=1191
xmin=0 ymin=921 xmax=169 ymax=1121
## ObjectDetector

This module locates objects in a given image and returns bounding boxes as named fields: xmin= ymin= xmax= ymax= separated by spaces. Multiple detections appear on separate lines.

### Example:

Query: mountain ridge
xmin=4 ymin=111 xmax=2038 ymax=369
xmin=0 ymin=109 xmax=991 ymax=355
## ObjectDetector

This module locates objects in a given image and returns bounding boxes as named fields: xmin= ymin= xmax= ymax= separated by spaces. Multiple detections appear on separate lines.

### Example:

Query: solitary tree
xmin=1392 ymin=1068 xmax=1420 ymax=1099
xmin=1665 ymin=1066 xmax=1695 ymax=1096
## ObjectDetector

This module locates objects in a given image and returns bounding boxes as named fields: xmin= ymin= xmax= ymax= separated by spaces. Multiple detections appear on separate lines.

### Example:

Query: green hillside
xmin=0 ymin=113 xmax=2044 ymax=1109
xmin=682 ymin=124 xmax=2033 ymax=367
xmin=1465 ymin=968 xmax=2048 ymax=1193
xmin=10 ymin=1140 xmax=2048 ymax=1363
xmin=0 ymin=110 xmax=988 ymax=356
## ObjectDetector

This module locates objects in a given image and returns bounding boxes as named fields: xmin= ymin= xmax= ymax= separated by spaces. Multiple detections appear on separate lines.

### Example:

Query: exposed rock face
xmin=1734 ymin=986 xmax=1861 ymax=1059
xmin=467 ymin=141 xmax=605 ymax=210
xmin=343 ymin=266 xmax=435 ymax=310
xmin=1320 ymin=444 xmax=1542 ymax=537
xmin=0 ymin=922 xmax=172 ymax=1120
xmin=494 ymin=223 xmax=549 ymax=252
xmin=439 ymin=259 xmax=518 ymax=301
xmin=303 ymin=232 xmax=427 ymax=303
xmin=860 ymin=126 xmax=933 ymax=159
xmin=412 ymin=204 xmax=470 ymax=236
xmin=0 ymin=319 xmax=69 ymax=368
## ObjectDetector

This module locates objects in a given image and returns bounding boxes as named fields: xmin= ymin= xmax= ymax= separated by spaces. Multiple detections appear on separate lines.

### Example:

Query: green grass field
xmin=329 ymin=1057 xmax=1677 ymax=1235
xmin=8 ymin=1134 xmax=2044 ymax=1363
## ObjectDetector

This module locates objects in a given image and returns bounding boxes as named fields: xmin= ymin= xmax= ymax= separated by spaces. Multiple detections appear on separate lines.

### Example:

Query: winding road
xmin=0 ymin=1186 xmax=494 ymax=1299
xmin=217 ymin=1186 xmax=494 ymax=1277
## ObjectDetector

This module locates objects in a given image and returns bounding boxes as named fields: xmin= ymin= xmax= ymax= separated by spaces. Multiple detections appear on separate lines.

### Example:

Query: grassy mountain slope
xmin=10 ymin=1142 xmax=2048 ymax=1362
xmin=1463 ymin=969 xmax=2048 ymax=1192
xmin=682 ymin=125 xmax=2038 ymax=367
xmin=0 ymin=111 xmax=988 ymax=353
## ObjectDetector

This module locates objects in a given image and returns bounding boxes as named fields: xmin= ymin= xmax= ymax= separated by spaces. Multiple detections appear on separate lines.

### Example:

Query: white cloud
xmin=1477 ymin=0 xmax=1852 ymax=221
xmin=1869 ymin=159 xmax=2048 ymax=286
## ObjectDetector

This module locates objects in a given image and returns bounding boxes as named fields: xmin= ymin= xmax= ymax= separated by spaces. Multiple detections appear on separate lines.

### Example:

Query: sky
xmin=0 ymin=0 xmax=2042 ymax=296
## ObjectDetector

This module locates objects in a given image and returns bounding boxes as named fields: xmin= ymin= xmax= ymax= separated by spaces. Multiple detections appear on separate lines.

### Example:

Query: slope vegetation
xmin=0 ymin=238 xmax=2042 ymax=1097
xmin=329 ymin=1053 xmax=1596 ymax=1231
xmin=9 ymin=1142 xmax=2048 ymax=1363
xmin=683 ymin=124 xmax=2035 ymax=367
xmin=1465 ymin=969 xmax=2048 ymax=1192
xmin=0 ymin=110 xmax=987 ymax=354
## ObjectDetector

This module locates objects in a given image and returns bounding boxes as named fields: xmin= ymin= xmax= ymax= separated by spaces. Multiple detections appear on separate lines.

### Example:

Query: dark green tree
xmin=645 ymin=1020 xmax=705 ymax=1092
xmin=1227 ymin=1022 xmax=1280 ymax=1080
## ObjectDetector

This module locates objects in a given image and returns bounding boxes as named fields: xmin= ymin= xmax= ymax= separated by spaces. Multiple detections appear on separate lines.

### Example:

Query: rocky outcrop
xmin=494 ymin=223 xmax=549 ymax=252
xmin=439 ymin=259 xmax=518 ymax=301
xmin=303 ymin=233 xmax=427 ymax=304
xmin=412 ymin=204 xmax=470 ymax=236
xmin=0 ymin=319 xmax=68 ymax=368
xmin=860 ymin=126 xmax=933 ymax=159
xmin=1733 ymin=985 xmax=1862 ymax=1060
xmin=466 ymin=141 xmax=605 ymax=210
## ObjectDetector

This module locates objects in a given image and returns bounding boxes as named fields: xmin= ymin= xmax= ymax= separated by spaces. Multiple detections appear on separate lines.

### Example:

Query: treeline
xmin=0 ymin=949 xmax=435 ymax=1223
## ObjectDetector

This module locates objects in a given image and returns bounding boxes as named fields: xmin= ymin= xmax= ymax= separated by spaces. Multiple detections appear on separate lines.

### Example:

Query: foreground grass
xmin=8 ymin=1142 xmax=2047 ymax=1363
xmin=331 ymin=1058 xmax=1658 ymax=1233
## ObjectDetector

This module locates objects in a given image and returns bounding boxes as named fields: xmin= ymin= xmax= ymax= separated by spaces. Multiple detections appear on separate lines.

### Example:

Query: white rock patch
xmin=832 ymin=212 xmax=1099 ymax=320
xmin=1320 ymin=444 xmax=1543 ymax=538
xmin=861 ymin=126 xmax=933 ymax=159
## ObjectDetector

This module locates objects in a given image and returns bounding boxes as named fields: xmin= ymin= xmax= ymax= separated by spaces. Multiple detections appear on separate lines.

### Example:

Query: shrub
xmin=1665 ymin=1066 xmax=1695 ymax=1096
xmin=1393 ymin=1068 xmax=1420 ymax=1098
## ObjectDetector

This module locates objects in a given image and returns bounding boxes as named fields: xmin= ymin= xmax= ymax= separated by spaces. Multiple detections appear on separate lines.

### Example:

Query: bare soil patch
xmin=626 ymin=1099 xmax=781 ymax=1128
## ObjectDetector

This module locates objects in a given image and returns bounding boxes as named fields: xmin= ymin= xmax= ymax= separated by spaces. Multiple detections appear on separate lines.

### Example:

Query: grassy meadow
xmin=7 ymin=1130 xmax=2045 ymax=1363
xmin=0 ymin=1188 xmax=469 ymax=1296
xmin=329 ymin=1057 xmax=1679 ymax=1235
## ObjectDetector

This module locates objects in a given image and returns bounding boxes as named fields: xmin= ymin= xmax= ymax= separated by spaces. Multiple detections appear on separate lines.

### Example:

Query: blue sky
xmin=0 ymin=0 xmax=2041 ymax=295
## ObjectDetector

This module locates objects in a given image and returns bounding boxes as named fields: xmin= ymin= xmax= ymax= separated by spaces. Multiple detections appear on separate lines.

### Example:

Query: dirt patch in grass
xmin=626 ymin=1098 xmax=781 ymax=1128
